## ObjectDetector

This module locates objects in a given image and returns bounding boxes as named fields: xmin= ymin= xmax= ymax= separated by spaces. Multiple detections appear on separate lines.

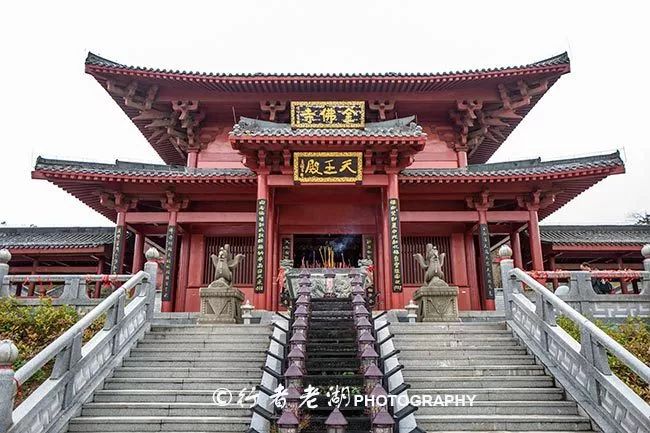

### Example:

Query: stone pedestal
xmin=198 ymin=282 xmax=245 ymax=324
xmin=413 ymin=278 xmax=460 ymax=322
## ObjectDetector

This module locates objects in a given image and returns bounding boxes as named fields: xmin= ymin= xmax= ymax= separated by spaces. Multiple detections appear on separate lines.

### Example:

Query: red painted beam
xmin=268 ymin=174 xmax=388 ymax=186
xmin=550 ymin=245 xmax=646 ymax=252
xmin=7 ymin=246 xmax=107 ymax=255
xmin=400 ymin=211 xmax=530 ymax=223
xmin=125 ymin=212 xmax=256 ymax=224
xmin=10 ymin=266 xmax=99 ymax=273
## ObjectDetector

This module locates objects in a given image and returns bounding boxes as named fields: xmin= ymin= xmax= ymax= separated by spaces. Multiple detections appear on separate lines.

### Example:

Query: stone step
xmin=394 ymin=336 xmax=519 ymax=345
xmin=392 ymin=330 xmax=514 ymax=338
xmin=103 ymin=377 xmax=258 ymax=391
xmin=81 ymin=403 xmax=251 ymax=417
xmin=411 ymin=388 xmax=566 ymax=401
xmin=391 ymin=322 xmax=507 ymax=331
xmin=398 ymin=348 xmax=529 ymax=358
xmin=395 ymin=339 xmax=520 ymax=347
xmin=415 ymin=401 xmax=578 ymax=416
xmin=93 ymin=390 xmax=228 ymax=403
xmin=415 ymin=415 xmax=592 ymax=431
xmin=142 ymin=333 xmax=270 ymax=342
xmin=149 ymin=325 xmax=270 ymax=335
xmin=127 ymin=348 xmax=266 ymax=358
xmin=399 ymin=356 xmax=537 ymax=367
xmin=407 ymin=375 xmax=555 ymax=389
xmin=135 ymin=341 xmax=268 ymax=350
xmin=112 ymin=367 xmax=263 ymax=379
xmin=122 ymin=358 xmax=264 ymax=368
xmin=67 ymin=416 xmax=249 ymax=432
xmin=402 ymin=365 xmax=545 ymax=377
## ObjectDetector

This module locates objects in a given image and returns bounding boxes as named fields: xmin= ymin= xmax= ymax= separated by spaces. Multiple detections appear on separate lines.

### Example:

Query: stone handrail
xmin=528 ymin=269 xmax=646 ymax=282
xmin=0 ymin=248 xmax=160 ymax=433
xmin=2 ymin=272 xmax=137 ymax=304
xmin=499 ymin=244 xmax=650 ymax=433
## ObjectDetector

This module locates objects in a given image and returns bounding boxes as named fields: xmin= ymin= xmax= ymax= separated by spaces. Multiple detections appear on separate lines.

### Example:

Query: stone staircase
xmin=66 ymin=324 xmax=270 ymax=433
xmin=392 ymin=321 xmax=596 ymax=432
xmin=302 ymin=298 xmax=371 ymax=433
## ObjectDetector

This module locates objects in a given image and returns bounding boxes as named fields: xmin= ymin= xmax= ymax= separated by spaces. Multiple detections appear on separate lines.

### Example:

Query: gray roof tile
xmin=230 ymin=116 xmax=424 ymax=138
xmin=0 ymin=227 xmax=115 ymax=249
xmin=540 ymin=225 xmax=650 ymax=246
xmin=85 ymin=52 xmax=569 ymax=78
xmin=400 ymin=152 xmax=623 ymax=178
xmin=35 ymin=157 xmax=255 ymax=178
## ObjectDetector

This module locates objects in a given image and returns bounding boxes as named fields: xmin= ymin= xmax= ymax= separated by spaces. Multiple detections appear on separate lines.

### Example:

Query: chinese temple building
xmin=32 ymin=51 xmax=626 ymax=312
xmin=0 ymin=226 xmax=117 ymax=275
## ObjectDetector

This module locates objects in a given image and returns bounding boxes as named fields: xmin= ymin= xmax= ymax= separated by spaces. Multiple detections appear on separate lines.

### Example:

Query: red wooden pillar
xmin=161 ymin=210 xmax=179 ymax=312
xmin=110 ymin=210 xmax=128 ymax=274
xmin=549 ymin=255 xmax=558 ymax=290
xmin=132 ymin=232 xmax=144 ymax=272
xmin=270 ymin=195 xmax=280 ymax=311
xmin=175 ymin=233 xmax=191 ymax=312
xmin=528 ymin=209 xmax=544 ymax=271
xmin=93 ymin=258 xmax=104 ymax=298
xmin=617 ymin=257 xmax=628 ymax=294
xmin=385 ymin=172 xmax=403 ymax=309
xmin=477 ymin=209 xmax=495 ymax=310
xmin=464 ymin=230 xmax=481 ymax=310
xmin=510 ymin=230 xmax=523 ymax=269
xmin=450 ymin=233 xmax=470 ymax=310
xmin=381 ymin=198 xmax=391 ymax=310
xmin=254 ymin=172 xmax=269 ymax=310
xmin=28 ymin=259 xmax=38 ymax=296
xmin=375 ymin=206 xmax=386 ymax=310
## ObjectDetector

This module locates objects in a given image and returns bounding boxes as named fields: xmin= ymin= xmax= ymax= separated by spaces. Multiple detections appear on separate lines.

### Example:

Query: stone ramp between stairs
xmin=65 ymin=323 xmax=271 ymax=433
xmin=391 ymin=321 xmax=598 ymax=433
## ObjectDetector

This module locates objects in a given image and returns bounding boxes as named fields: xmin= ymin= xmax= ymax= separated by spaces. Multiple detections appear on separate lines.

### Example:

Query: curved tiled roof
xmin=34 ymin=157 xmax=255 ymax=178
xmin=540 ymin=225 xmax=650 ymax=246
xmin=0 ymin=227 xmax=115 ymax=249
xmin=400 ymin=152 xmax=623 ymax=179
xmin=85 ymin=51 xmax=569 ymax=79
xmin=230 ymin=116 xmax=425 ymax=138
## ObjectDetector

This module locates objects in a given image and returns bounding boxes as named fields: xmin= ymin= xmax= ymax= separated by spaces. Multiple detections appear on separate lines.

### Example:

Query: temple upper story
xmin=84 ymin=52 xmax=571 ymax=170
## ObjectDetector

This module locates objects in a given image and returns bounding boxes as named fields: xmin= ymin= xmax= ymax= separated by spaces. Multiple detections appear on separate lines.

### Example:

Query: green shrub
xmin=0 ymin=298 xmax=105 ymax=406
xmin=556 ymin=315 xmax=650 ymax=402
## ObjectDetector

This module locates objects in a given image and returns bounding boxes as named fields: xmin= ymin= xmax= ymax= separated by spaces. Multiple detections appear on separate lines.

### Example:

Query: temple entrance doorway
xmin=292 ymin=234 xmax=362 ymax=269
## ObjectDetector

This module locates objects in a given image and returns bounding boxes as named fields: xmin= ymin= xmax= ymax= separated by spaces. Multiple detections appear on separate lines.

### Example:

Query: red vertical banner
xmin=110 ymin=225 xmax=126 ymax=274
xmin=388 ymin=198 xmax=403 ymax=293
xmin=254 ymin=199 xmax=267 ymax=293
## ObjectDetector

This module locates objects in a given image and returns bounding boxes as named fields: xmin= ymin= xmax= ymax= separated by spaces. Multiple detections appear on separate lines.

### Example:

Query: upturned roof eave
xmin=84 ymin=51 xmax=570 ymax=87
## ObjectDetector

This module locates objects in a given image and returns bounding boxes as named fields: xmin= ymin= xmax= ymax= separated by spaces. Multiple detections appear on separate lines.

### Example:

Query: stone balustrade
xmin=0 ymin=248 xmax=160 ymax=433
xmin=499 ymin=244 xmax=650 ymax=433
xmin=520 ymin=245 xmax=650 ymax=320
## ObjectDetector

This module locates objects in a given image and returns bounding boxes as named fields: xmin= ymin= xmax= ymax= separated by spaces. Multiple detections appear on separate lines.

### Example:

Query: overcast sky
xmin=1 ymin=1 xmax=648 ymax=227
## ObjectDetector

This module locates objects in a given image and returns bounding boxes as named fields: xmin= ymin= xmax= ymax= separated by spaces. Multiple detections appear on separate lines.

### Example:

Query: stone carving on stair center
xmin=412 ymin=243 xmax=460 ymax=322
xmin=198 ymin=244 xmax=246 ymax=323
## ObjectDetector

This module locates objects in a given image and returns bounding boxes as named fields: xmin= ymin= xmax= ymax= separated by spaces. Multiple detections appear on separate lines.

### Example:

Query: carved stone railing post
xmin=0 ymin=340 xmax=19 ymax=433
xmin=143 ymin=248 xmax=160 ymax=320
xmin=0 ymin=250 xmax=11 ymax=298
xmin=52 ymin=332 xmax=83 ymax=409
xmin=573 ymin=271 xmax=595 ymax=315
xmin=59 ymin=277 xmax=89 ymax=303
xmin=642 ymin=244 xmax=650 ymax=294
xmin=497 ymin=244 xmax=515 ymax=320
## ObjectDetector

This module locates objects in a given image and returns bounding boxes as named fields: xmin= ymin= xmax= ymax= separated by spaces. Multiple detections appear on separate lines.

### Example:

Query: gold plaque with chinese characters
xmin=293 ymin=152 xmax=363 ymax=184
xmin=290 ymin=101 xmax=365 ymax=129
